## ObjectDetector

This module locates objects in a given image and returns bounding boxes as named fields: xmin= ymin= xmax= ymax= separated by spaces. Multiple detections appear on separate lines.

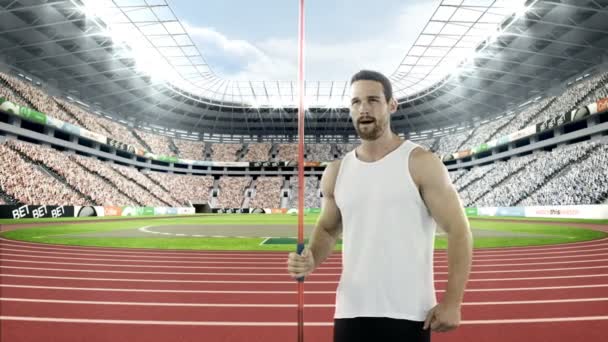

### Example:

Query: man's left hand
xmin=423 ymin=302 xmax=461 ymax=332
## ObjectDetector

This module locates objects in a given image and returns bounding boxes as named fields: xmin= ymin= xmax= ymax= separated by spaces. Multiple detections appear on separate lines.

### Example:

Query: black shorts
xmin=334 ymin=317 xmax=430 ymax=342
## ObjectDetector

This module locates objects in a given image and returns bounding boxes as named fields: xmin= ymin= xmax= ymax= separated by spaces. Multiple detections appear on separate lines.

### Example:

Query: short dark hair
xmin=350 ymin=70 xmax=393 ymax=102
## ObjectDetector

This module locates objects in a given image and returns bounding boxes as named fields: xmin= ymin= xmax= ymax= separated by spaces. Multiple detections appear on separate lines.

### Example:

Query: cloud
xmin=182 ymin=1 xmax=437 ymax=81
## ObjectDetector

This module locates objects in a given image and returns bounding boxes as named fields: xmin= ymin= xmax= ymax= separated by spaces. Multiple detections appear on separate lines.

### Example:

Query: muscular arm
xmin=412 ymin=149 xmax=473 ymax=308
xmin=308 ymin=160 xmax=343 ymax=269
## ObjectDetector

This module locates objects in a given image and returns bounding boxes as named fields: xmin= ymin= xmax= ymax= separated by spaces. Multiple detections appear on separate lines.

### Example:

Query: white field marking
xmin=3 ymin=236 xmax=607 ymax=258
xmin=3 ymin=283 xmax=608 ymax=294
xmin=435 ymin=246 xmax=608 ymax=259
xmin=138 ymin=226 xmax=257 ymax=239
xmin=2 ymin=316 xmax=608 ymax=326
xmin=8 ymin=243 xmax=608 ymax=261
xmin=0 ymin=238 xmax=335 ymax=258
xmin=0 ymin=274 xmax=337 ymax=284
xmin=0 ymin=243 xmax=326 ymax=260
xmin=0 ymin=258 xmax=343 ymax=270
xmin=4 ymin=259 xmax=608 ymax=275
xmin=259 ymin=237 xmax=271 ymax=246
xmin=5 ymin=265 xmax=608 ymax=282
xmin=0 ymin=252 xmax=343 ymax=265
xmin=1 ymin=236 xmax=598 ymax=255
xmin=4 ymin=251 xmax=608 ymax=268
xmin=464 ymin=252 xmax=608 ymax=262
xmin=2 ymin=297 xmax=608 ymax=308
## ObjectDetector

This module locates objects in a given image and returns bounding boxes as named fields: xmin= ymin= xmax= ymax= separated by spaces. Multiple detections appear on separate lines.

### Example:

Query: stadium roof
xmin=1 ymin=0 xmax=608 ymax=137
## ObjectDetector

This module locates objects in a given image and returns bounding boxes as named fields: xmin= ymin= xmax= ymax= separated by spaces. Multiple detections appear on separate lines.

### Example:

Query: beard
xmin=355 ymin=119 xmax=387 ymax=141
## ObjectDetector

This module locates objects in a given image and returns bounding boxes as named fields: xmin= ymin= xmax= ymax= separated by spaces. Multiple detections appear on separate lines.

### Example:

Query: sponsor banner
xmin=167 ymin=208 xmax=178 ymax=215
xmin=250 ymin=161 xmax=281 ymax=167
xmin=495 ymin=207 xmax=526 ymax=217
xmin=571 ymin=107 xmax=590 ymax=122
xmin=104 ymin=206 xmax=123 ymax=216
xmin=47 ymin=116 xmax=81 ymax=136
xmin=508 ymin=125 xmax=536 ymax=142
xmin=143 ymin=206 xmax=155 ymax=216
xmin=177 ymin=207 xmax=195 ymax=215
xmin=212 ymin=161 xmax=249 ymax=167
xmin=454 ymin=149 xmax=472 ymax=159
xmin=525 ymin=205 xmax=608 ymax=219
xmin=486 ymin=140 xmax=497 ymax=149
xmin=73 ymin=206 xmax=105 ymax=217
xmin=211 ymin=208 xmax=251 ymax=214
xmin=465 ymin=208 xmax=478 ymax=216
xmin=107 ymin=138 xmax=136 ymax=154
xmin=151 ymin=154 xmax=179 ymax=164
xmin=536 ymin=111 xmax=571 ymax=132
xmin=154 ymin=207 xmax=169 ymax=215
xmin=190 ymin=160 xmax=215 ymax=167
xmin=478 ymin=207 xmax=498 ymax=217
xmin=587 ymin=102 xmax=598 ymax=116
xmin=0 ymin=98 xmax=47 ymax=125
xmin=79 ymin=129 xmax=107 ymax=144
xmin=496 ymin=136 xmax=510 ymax=146
xmin=270 ymin=208 xmax=287 ymax=214
xmin=597 ymin=97 xmax=608 ymax=114
xmin=0 ymin=205 xmax=74 ymax=219
xmin=304 ymin=162 xmax=321 ymax=167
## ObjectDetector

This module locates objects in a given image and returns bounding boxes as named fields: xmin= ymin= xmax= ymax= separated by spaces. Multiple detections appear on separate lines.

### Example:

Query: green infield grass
xmin=1 ymin=214 xmax=605 ymax=251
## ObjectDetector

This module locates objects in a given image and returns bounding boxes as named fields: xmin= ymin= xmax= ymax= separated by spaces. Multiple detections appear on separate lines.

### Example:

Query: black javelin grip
xmin=296 ymin=243 xmax=305 ymax=282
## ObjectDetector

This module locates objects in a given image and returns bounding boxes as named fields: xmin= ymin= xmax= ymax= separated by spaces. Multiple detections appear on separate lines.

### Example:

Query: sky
xmin=166 ymin=0 xmax=440 ymax=81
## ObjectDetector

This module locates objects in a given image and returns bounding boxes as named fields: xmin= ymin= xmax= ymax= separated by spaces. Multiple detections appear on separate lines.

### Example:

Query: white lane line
xmin=3 ymin=283 xmax=608 ymax=293
xmin=4 ymin=244 xmax=608 ymax=262
xmin=138 ymin=226 xmax=260 ymax=239
xmin=3 ymin=268 xmax=608 ymax=283
xmin=4 ymin=251 xmax=608 ymax=268
xmin=0 ymin=259 xmax=608 ymax=277
xmin=0 ymin=258 xmax=343 ymax=270
xmin=2 ymin=316 xmax=608 ymax=326
xmin=0 ymin=248 xmax=340 ymax=262
xmin=2 ymin=238 xmax=607 ymax=258
xmin=5 ymin=259 xmax=607 ymax=274
xmin=2 ymin=297 xmax=608 ymax=307
xmin=0 ymin=252 xmax=342 ymax=265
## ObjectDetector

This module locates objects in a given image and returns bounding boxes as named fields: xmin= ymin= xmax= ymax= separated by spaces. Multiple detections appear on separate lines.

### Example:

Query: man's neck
xmin=357 ymin=131 xmax=404 ymax=162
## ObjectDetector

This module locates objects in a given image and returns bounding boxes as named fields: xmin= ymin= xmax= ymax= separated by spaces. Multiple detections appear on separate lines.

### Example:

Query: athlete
xmin=287 ymin=70 xmax=473 ymax=341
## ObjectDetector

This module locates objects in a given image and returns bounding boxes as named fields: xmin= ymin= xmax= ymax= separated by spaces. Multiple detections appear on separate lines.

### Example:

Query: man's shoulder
xmin=409 ymin=145 xmax=444 ymax=183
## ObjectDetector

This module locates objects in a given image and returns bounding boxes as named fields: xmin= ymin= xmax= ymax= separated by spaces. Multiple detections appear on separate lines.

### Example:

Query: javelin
xmin=296 ymin=0 xmax=306 ymax=341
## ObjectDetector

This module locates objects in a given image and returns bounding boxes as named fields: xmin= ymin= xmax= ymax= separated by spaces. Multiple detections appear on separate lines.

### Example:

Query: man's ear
xmin=389 ymin=98 xmax=398 ymax=114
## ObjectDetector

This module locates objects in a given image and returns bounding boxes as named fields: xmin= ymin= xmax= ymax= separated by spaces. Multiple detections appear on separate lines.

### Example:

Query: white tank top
xmin=333 ymin=140 xmax=437 ymax=321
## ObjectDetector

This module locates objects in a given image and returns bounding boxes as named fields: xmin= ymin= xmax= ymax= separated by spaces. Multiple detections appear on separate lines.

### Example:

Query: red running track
xmin=2 ymin=237 xmax=608 ymax=341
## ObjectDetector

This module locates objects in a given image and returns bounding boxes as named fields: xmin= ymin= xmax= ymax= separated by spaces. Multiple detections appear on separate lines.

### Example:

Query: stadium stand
xmin=7 ymin=140 xmax=136 ymax=206
xmin=435 ymin=129 xmax=474 ymax=156
xmin=306 ymin=144 xmax=333 ymax=161
xmin=210 ymin=143 xmax=241 ymax=162
xmin=276 ymin=144 xmax=299 ymax=162
xmin=146 ymin=172 xmax=214 ymax=205
xmin=0 ymin=141 xmax=91 ymax=206
xmin=173 ymin=138 xmax=205 ymax=160
xmin=288 ymin=177 xmax=321 ymax=209
xmin=475 ymin=141 xmax=600 ymax=207
xmin=133 ymin=129 xmax=176 ymax=156
xmin=54 ymin=98 xmax=112 ymax=136
xmin=242 ymin=143 xmax=272 ymax=162
xmin=217 ymin=176 xmax=252 ymax=208
xmin=0 ymin=72 xmax=82 ymax=127
xmin=458 ymin=154 xmax=538 ymax=206
xmin=521 ymin=141 xmax=608 ymax=206
xmin=111 ymin=164 xmax=181 ymax=207
xmin=249 ymin=176 xmax=284 ymax=208
xmin=459 ymin=116 xmax=511 ymax=151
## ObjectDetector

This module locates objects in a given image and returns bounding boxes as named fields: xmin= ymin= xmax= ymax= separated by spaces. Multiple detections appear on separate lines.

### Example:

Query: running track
xmin=1 ymin=236 xmax=608 ymax=341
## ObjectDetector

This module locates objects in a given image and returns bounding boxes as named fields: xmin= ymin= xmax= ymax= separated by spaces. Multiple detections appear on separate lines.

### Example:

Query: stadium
xmin=0 ymin=0 xmax=607 ymax=341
